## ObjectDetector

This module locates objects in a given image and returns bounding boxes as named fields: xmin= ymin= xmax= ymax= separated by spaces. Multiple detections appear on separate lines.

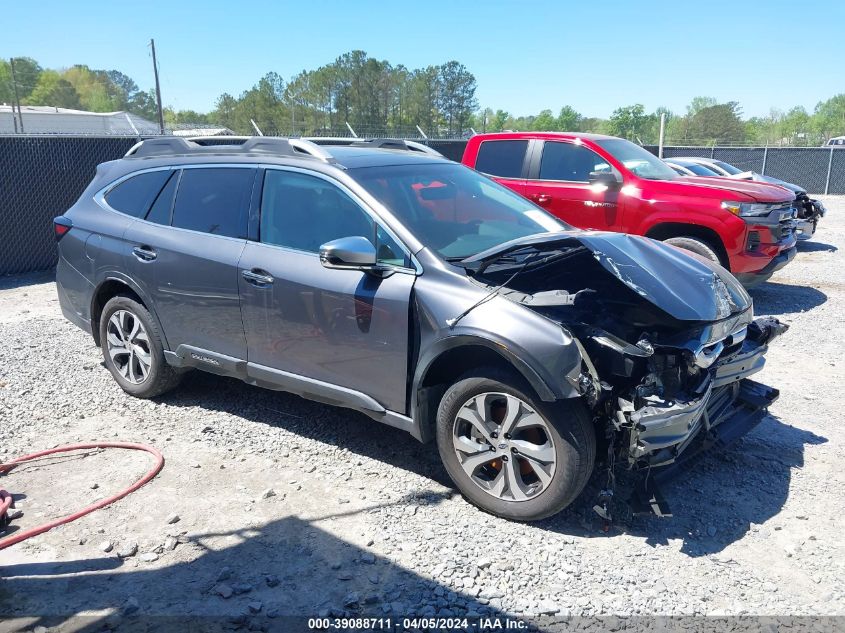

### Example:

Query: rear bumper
xmin=56 ymin=257 xmax=93 ymax=335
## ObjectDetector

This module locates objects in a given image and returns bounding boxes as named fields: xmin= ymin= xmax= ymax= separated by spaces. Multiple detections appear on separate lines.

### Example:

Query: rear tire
xmin=99 ymin=295 xmax=181 ymax=398
xmin=435 ymin=367 xmax=595 ymax=521
xmin=663 ymin=236 xmax=723 ymax=267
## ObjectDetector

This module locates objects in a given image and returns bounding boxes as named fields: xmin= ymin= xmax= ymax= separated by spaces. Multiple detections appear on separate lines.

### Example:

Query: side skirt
xmin=164 ymin=346 xmax=421 ymax=441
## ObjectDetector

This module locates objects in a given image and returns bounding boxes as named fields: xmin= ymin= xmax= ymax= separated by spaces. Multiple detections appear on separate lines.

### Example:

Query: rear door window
xmin=474 ymin=140 xmax=529 ymax=178
xmin=105 ymin=170 xmax=171 ymax=217
xmin=171 ymin=167 xmax=254 ymax=238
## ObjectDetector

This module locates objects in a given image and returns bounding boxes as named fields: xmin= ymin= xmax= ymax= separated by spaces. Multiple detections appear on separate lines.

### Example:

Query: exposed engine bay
xmin=794 ymin=191 xmax=827 ymax=239
xmin=462 ymin=232 xmax=789 ymax=519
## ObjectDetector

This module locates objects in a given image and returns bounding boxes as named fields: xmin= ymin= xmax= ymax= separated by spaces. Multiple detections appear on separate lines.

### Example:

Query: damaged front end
xmin=463 ymin=232 xmax=789 ymax=519
xmin=795 ymin=194 xmax=826 ymax=240
xmin=608 ymin=316 xmax=786 ymax=517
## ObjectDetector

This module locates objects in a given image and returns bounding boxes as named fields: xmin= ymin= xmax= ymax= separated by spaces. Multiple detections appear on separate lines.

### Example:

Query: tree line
xmin=190 ymin=51 xmax=478 ymax=138
xmin=0 ymin=58 xmax=160 ymax=122
xmin=485 ymin=96 xmax=845 ymax=146
xmin=2 ymin=54 xmax=843 ymax=145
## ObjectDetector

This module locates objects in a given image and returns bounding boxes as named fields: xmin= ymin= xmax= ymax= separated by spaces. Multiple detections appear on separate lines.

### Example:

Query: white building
xmin=0 ymin=105 xmax=160 ymax=134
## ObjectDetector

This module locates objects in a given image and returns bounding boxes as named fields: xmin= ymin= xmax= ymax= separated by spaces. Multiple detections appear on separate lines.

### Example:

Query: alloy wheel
xmin=452 ymin=392 xmax=556 ymax=502
xmin=106 ymin=310 xmax=152 ymax=384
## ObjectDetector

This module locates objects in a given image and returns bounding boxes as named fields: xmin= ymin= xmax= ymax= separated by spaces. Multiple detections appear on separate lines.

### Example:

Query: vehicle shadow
xmin=155 ymin=373 xmax=824 ymax=557
xmin=600 ymin=413 xmax=825 ymax=557
xmin=749 ymin=282 xmax=827 ymax=315
xmin=797 ymin=240 xmax=837 ymax=253
xmin=159 ymin=370 xmax=453 ymax=488
xmin=0 ymin=510 xmax=516 ymax=631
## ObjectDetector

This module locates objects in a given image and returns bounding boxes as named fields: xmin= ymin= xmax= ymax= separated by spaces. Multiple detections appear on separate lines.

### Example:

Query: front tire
xmin=99 ymin=295 xmax=181 ymax=398
xmin=435 ymin=367 xmax=595 ymax=521
xmin=663 ymin=236 xmax=723 ymax=267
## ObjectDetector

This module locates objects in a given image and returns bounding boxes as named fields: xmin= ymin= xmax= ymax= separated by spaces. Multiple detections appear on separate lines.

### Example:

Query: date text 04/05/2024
xmin=307 ymin=616 xmax=528 ymax=630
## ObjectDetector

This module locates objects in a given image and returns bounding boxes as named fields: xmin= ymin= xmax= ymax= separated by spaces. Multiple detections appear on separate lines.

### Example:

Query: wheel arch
xmin=645 ymin=222 xmax=730 ymax=269
xmin=90 ymin=275 xmax=168 ymax=348
xmin=411 ymin=337 xmax=564 ymax=444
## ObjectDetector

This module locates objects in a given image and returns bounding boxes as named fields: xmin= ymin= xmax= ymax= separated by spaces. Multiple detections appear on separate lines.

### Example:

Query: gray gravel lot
xmin=1 ymin=198 xmax=844 ymax=628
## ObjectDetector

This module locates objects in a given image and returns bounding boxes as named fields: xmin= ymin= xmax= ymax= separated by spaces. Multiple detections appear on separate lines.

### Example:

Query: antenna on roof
xmin=250 ymin=119 xmax=264 ymax=136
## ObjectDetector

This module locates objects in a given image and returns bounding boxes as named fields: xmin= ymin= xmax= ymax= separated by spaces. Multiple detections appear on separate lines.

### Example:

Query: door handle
xmin=242 ymin=269 xmax=274 ymax=286
xmin=531 ymin=193 xmax=552 ymax=205
xmin=132 ymin=245 xmax=157 ymax=261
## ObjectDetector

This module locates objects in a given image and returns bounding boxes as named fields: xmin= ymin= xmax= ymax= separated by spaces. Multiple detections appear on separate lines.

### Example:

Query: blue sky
xmin=4 ymin=0 xmax=843 ymax=118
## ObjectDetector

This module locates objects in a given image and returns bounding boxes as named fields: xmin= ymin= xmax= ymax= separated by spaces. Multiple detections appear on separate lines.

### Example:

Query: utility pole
xmin=150 ymin=39 xmax=165 ymax=134
xmin=658 ymin=112 xmax=666 ymax=158
xmin=9 ymin=58 xmax=24 ymax=133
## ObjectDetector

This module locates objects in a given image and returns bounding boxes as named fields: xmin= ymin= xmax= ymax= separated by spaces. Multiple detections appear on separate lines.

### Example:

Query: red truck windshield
xmin=595 ymin=138 xmax=679 ymax=181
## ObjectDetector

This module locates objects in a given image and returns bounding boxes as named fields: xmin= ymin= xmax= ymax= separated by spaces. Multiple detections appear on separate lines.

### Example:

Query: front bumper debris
xmin=616 ymin=317 xmax=787 ymax=518
xmin=796 ymin=199 xmax=824 ymax=240
xmin=627 ymin=379 xmax=778 ymax=518
xmin=796 ymin=218 xmax=816 ymax=240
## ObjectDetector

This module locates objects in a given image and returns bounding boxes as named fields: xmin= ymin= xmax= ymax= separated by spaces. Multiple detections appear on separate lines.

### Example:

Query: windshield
xmin=596 ymin=138 xmax=679 ymax=180
xmin=713 ymin=161 xmax=744 ymax=175
xmin=350 ymin=163 xmax=568 ymax=259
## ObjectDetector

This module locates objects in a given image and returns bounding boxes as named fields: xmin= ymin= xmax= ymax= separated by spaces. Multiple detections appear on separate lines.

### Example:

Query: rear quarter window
xmin=105 ymin=170 xmax=171 ymax=218
xmin=474 ymin=140 xmax=528 ymax=178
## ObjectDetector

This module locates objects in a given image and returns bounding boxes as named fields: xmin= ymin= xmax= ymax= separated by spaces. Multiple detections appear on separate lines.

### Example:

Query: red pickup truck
xmin=461 ymin=132 xmax=798 ymax=286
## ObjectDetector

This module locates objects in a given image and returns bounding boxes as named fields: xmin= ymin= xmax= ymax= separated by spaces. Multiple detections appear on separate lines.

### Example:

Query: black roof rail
xmin=124 ymin=136 xmax=336 ymax=163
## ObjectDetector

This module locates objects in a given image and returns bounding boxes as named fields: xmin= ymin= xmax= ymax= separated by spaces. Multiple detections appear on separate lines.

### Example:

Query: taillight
xmin=54 ymin=216 xmax=73 ymax=241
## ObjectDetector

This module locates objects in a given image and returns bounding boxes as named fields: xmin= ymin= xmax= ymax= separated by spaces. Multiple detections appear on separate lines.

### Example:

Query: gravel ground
xmin=1 ymin=198 xmax=844 ymax=630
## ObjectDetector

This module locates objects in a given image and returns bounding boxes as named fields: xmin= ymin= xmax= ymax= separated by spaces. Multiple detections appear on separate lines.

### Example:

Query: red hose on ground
xmin=0 ymin=442 xmax=164 ymax=550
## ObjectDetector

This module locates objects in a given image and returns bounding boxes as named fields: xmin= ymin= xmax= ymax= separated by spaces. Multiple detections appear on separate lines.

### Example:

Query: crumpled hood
xmin=678 ymin=176 xmax=794 ymax=202
xmin=728 ymin=171 xmax=806 ymax=196
xmin=463 ymin=231 xmax=752 ymax=322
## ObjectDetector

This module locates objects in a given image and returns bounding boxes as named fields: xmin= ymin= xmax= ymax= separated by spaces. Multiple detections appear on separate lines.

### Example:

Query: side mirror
xmin=588 ymin=170 xmax=622 ymax=189
xmin=319 ymin=236 xmax=377 ymax=269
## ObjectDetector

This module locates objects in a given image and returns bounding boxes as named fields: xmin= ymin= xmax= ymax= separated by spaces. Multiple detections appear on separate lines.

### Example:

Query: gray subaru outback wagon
xmin=55 ymin=136 xmax=786 ymax=521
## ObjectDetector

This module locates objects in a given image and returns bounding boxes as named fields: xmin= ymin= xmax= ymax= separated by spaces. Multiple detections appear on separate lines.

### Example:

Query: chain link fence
xmin=1 ymin=135 xmax=842 ymax=276
xmin=651 ymin=145 xmax=843 ymax=195
xmin=0 ymin=135 xmax=138 ymax=275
